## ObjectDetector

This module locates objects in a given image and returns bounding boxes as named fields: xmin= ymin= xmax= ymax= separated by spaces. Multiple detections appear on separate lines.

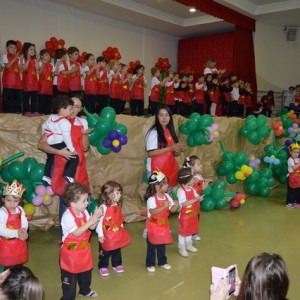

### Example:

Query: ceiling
xmin=49 ymin=0 xmax=300 ymax=37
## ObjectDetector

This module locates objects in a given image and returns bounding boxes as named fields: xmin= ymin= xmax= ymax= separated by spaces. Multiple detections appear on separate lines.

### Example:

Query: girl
xmin=183 ymin=155 xmax=211 ymax=240
xmin=177 ymin=167 xmax=203 ymax=257
xmin=22 ymin=42 xmax=39 ymax=114
xmin=286 ymin=143 xmax=300 ymax=208
xmin=108 ymin=60 xmax=122 ymax=114
xmin=83 ymin=53 xmax=98 ymax=113
xmin=60 ymin=183 xmax=103 ymax=299
xmin=179 ymin=73 xmax=191 ymax=117
xmin=96 ymin=181 xmax=130 ymax=276
xmin=120 ymin=63 xmax=132 ymax=114
xmin=0 ymin=181 xmax=28 ymax=269
xmin=163 ymin=70 xmax=175 ymax=114
xmin=194 ymin=74 xmax=206 ymax=115
xmin=53 ymin=49 xmax=69 ymax=97
xmin=131 ymin=64 xmax=147 ymax=116
xmin=204 ymin=58 xmax=226 ymax=76
xmin=144 ymin=171 xmax=178 ymax=272
xmin=204 ymin=73 xmax=213 ymax=114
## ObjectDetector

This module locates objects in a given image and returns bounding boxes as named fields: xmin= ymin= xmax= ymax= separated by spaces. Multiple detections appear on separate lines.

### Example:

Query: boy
xmin=67 ymin=47 xmax=83 ymax=96
xmin=96 ymin=56 xmax=109 ymax=114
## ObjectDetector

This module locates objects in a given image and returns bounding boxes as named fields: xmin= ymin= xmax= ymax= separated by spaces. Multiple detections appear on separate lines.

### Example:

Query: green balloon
xmin=95 ymin=121 xmax=112 ymax=136
xmin=258 ymin=177 xmax=269 ymax=188
xmin=240 ymin=126 xmax=250 ymax=137
xmin=246 ymin=169 xmax=260 ymax=183
xmin=245 ymin=120 xmax=257 ymax=131
xmin=199 ymin=114 xmax=213 ymax=127
xmin=1 ymin=167 xmax=14 ymax=182
xmin=189 ymin=113 xmax=201 ymax=123
xmin=8 ymin=161 xmax=27 ymax=181
xmin=187 ymin=134 xmax=196 ymax=147
xmin=213 ymin=180 xmax=227 ymax=190
xmin=114 ymin=123 xmax=128 ymax=135
xmin=217 ymin=165 xmax=227 ymax=176
xmin=247 ymin=131 xmax=260 ymax=145
xmin=278 ymin=174 xmax=287 ymax=184
xmin=201 ymin=197 xmax=215 ymax=212
xmin=88 ymin=196 xmax=98 ymax=214
xmin=201 ymin=184 xmax=212 ymax=196
xmin=257 ymin=115 xmax=267 ymax=127
xmin=223 ymin=151 xmax=234 ymax=161
xmin=268 ymin=177 xmax=276 ymax=187
xmin=19 ymin=178 xmax=34 ymax=195
xmin=226 ymin=172 xmax=238 ymax=184
xmin=89 ymin=130 xmax=100 ymax=146
xmin=246 ymin=183 xmax=258 ymax=194
xmin=97 ymin=138 xmax=112 ymax=155
xmin=264 ymin=144 xmax=275 ymax=153
xmin=28 ymin=163 xmax=45 ymax=182
xmin=212 ymin=189 xmax=224 ymax=201
xmin=259 ymin=187 xmax=271 ymax=197
xmin=25 ymin=190 xmax=36 ymax=204
xmin=193 ymin=131 xmax=206 ymax=145
xmin=143 ymin=172 xmax=149 ymax=184
xmin=233 ymin=152 xmax=247 ymax=166
xmin=100 ymin=107 xmax=116 ymax=123
xmin=23 ymin=157 xmax=38 ymax=173
xmin=246 ymin=115 xmax=256 ymax=123
xmin=179 ymin=123 xmax=189 ymax=135
xmin=260 ymin=168 xmax=272 ymax=178
xmin=186 ymin=120 xmax=198 ymax=133
xmin=283 ymin=118 xmax=293 ymax=128
xmin=0 ymin=182 xmax=5 ymax=197
xmin=257 ymin=126 xmax=270 ymax=138
xmin=215 ymin=198 xmax=227 ymax=209
xmin=277 ymin=150 xmax=288 ymax=160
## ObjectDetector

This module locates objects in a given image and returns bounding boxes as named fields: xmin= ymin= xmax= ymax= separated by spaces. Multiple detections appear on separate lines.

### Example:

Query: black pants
xmin=60 ymin=269 xmax=92 ymax=300
xmin=286 ymin=183 xmax=300 ymax=205
xmin=229 ymin=101 xmax=239 ymax=117
xmin=147 ymin=99 xmax=159 ymax=115
xmin=2 ymin=88 xmax=22 ymax=113
xmin=205 ymin=94 xmax=212 ymax=114
xmin=193 ymin=102 xmax=204 ymax=115
xmin=84 ymin=94 xmax=97 ymax=114
xmin=53 ymin=86 xmax=69 ymax=98
xmin=23 ymin=91 xmax=38 ymax=113
xmin=167 ymin=105 xmax=176 ymax=115
xmin=175 ymin=100 xmax=183 ymax=115
xmin=131 ymin=99 xmax=144 ymax=116
xmin=110 ymin=98 xmax=123 ymax=114
xmin=44 ymin=142 xmax=79 ymax=179
xmin=38 ymin=94 xmax=53 ymax=114
xmin=98 ymin=243 xmax=122 ymax=268
xmin=146 ymin=238 xmax=167 ymax=267
xmin=95 ymin=94 xmax=108 ymax=114
xmin=181 ymin=103 xmax=191 ymax=117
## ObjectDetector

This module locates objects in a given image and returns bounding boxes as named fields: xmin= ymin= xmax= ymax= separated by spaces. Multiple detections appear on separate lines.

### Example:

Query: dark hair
xmin=6 ymin=40 xmax=17 ymax=47
xmin=144 ymin=175 xmax=168 ymax=202
xmin=85 ymin=53 xmax=94 ymax=62
xmin=289 ymin=86 xmax=294 ymax=90
xmin=62 ymin=182 xmax=89 ymax=206
xmin=151 ymin=67 xmax=159 ymax=76
xmin=183 ymin=155 xmax=199 ymax=168
xmin=134 ymin=64 xmax=144 ymax=75
xmin=178 ymin=167 xmax=193 ymax=185
xmin=52 ymin=95 xmax=74 ymax=114
xmin=39 ymin=49 xmax=50 ymax=57
xmin=165 ymin=70 xmax=173 ymax=77
xmin=146 ymin=105 xmax=178 ymax=149
xmin=0 ymin=266 xmax=44 ymax=300
xmin=70 ymin=93 xmax=84 ymax=114
xmin=96 ymin=56 xmax=106 ymax=63
xmin=55 ymin=49 xmax=66 ymax=60
xmin=197 ymin=74 xmax=205 ymax=80
xmin=67 ymin=46 xmax=79 ymax=55
xmin=205 ymin=73 xmax=213 ymax=81
xmin=179 ymin=73 xmax=187 ymax=80
xmin=22 ymin=42 xmax=36 ymax=58
xmin=237 ymin=253 xmax=289 ymax=300
xmin=99 ymin=181 xmax=123 ymax=206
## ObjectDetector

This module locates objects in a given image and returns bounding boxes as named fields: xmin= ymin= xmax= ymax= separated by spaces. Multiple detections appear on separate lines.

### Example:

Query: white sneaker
xmin=160 ymin=264 xmax=171 ymax=270
xmin=192 ymin=234 xmax=201 ymax=241
xmin=147 ymin=266 xmax=155 ymax=272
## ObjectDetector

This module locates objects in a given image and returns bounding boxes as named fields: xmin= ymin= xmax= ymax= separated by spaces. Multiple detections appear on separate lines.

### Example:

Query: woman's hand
xmin=210 ymin=278 xmax=231 ymax=300
xmin=82 ymin=128 xmax=94 ymax=135
xmin=58 ymin=148 xmax=77 ymax=160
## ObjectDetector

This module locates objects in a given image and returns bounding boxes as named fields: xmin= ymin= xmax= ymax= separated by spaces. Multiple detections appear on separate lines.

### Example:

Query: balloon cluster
xmin=272 ymin=120 xmax=284 ymax=137
xmin=289 ymin=103 xmax=300 ymax=112
xmin=248 ymin=154 xmax=261 ymax=168
xmin=280 ymin=111 xmax=299 ymax=137
xmin=180 ymin=66 xmax=195 ymax=74
xmin=230 ymin=193 xmax=246 ymax=208
xmin=23 ymin=203 xmax=36 ymax=221
xmin=84 ymin=107 xmax=128 ymax=155
xmin=235 ymin=165 xmax=253 ymax=180
xmin=240 ymin=115 xmax=271 ymax=145
xmin=263 ymin=155 xmax=280 ymax=165
xmin=128 ymin=60 xmax=141 ymax=74
xmin=207 ymin=123 xmax=220 ymax=142
xmin=288 ymin=123 xmax=300 ymax=139
xmin=102 ymin=47 xmax=121 ymax=62
xmin=16 ymin=40 xmax=22 ymax=54
xmin=77 ymin=51 xmax=88 ymax=64
xmin=154 ymin=57 xmax=171 ymax=73
xmin=45 ymin=37 xmax=66 ymax=58
xmin=179 ymin=113 xmax=216 ymax=147
xmin=32 ymin=185 xmax=55 ymax=207
xmin=88 ymin=196 xmax=98 ymax=215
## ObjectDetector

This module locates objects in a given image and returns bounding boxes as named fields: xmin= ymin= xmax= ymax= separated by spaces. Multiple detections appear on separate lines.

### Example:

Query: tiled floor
xmin=27 ymin=184 xmax=298 ymax=299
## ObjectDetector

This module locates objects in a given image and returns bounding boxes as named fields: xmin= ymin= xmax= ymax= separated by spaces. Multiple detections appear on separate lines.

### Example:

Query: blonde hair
xmin=99 ymin=181 xmax=123 ymax=206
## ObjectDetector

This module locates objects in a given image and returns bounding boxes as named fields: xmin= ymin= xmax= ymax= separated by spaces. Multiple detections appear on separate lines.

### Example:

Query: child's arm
xmin=149 ymin=200 xmax=169 ymax=216
xmin=59 ymin=120 xmax=76 ymax=153
xmin=4 ymin=54 xmax=19 ymax=69
xmin=181 ymin=195 xmax=204 ymax=207
xmin=96 ymin=205 xmax=105 ymax=242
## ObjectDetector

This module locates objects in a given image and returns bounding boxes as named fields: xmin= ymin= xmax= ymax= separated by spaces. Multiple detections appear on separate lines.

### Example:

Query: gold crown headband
xmin=3 ymin=180 xmax=26 ymax=198
xmin=149 ymin=170 xmax=166 ymax=184
xmin=290 ymin=143 xmax=300 ymax=150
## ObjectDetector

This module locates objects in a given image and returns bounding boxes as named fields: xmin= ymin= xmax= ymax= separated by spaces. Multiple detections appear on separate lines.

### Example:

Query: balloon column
xmin=280 ymin=111 xmax=299 ymax=137
xmin=45 ymin=36 xmax=66 ymax=58
xmin=102 ymin=47 xmax=121 ymax=62
xmin=154 ymin=57 xmax=171 ymax=72
xmin=179 ymin=113 xmax=219 ymax=146
xmin=77 ymin=51 xmax=88 ymax=64
xmin=272 ymin=120 xmax=285 ymax=137
xmin=128 ymin=60 xmax=141 ymax=74
xmin=32 ymin=185 xmax=55 ymax=207
xmin=240 ymin=115 xmax=271 ymax=145
xmin=84 ymin=107 xmax=128 ymax=155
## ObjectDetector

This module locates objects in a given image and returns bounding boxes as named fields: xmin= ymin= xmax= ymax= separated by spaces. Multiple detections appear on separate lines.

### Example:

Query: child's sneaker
xmin=113 ymin=265 xmax=124 ymax=273
xmin=99 ymin=268 xmax=109 ymax=276
xmin=294 ymin=203 xmax=300 ymax=208
xmin=79 ymin=290 xmax=98 ymax=298
xmin=64 ymin=176 xmax=74 ymax=183
xmin=42 ymin=176 xmax=51 ymax=186
xmin=286 ymin=203 xmax=297 ymax=208
xmin=192 ymin=234 xmax=201 ymax=241
xmin=147 ymin=266 xmax=155 ymax=272
xmin=160 ymin=264 xmax=171 ymax=270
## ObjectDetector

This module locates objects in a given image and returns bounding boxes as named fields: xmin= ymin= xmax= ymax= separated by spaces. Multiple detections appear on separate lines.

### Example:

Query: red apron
xmin=2 ymin=54 xmax=22 ymax=89
xmin=146 ymin=195 xmax=173 ymax=245
xmin=60 ymin=208 xmax=93 ymax=273
xmin=0 ymin=207 xmax=28 ymax=266
xmin=51 ymin=117 xmax=90 ymax=196
xmin=84 ymin=66 xmax=97 ymax=95
xmin=22 ymin=58 xmax=38 ymax=91
xmin=179 ymin=186 xmax=200 ymax=236
xmin=289 ymin=159 xmax=300 ymax=188
xmin=109 ymin=73 xmax=122 ymax=99
xmin=209 ymin=89 xmax=220 ymax=104
xmin=192 ymin=178 xmax=203 ymax=195
xmin=182 ymin=90 xmax=191 ymax=105
xmin=245 ymin=95 xmax=252 ymax=107
xmin=238 ymin=95 xmax=246 ymax=105
xmin=101 ymin=205 xmax=131 ymax=251
xmin=150 ymin=128 xmax=178 ymax=187
xmin=57 ymin=61 xmax=69 ymax=93
xmin=163 ymin=82 xmax=175 ymax=105
xmin=150 ymin=83 xmax=160 ymax=102
xmin=122 ymin=76 xmax=131 ymax=101
xmin=131 ymin=76 xmax=144 ymax=100
xmin=68 ymin=61 xmax=81 ymax=91
xmin=189 ymin=84 xmax=195 ymax=103
xmin=195 ymin=89 xmax=205 ymax=104
xmin=97 ymin=67 xmax=109 ymax=95
xmin=39 ymin=62 xmax=53 ymax=95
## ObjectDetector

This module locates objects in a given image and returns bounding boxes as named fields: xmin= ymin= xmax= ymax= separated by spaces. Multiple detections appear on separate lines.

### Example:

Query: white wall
xmin=254 ymin=21 xmax=300 ymax=93
xmin=0 ymin=0 xmax=179 ymax=105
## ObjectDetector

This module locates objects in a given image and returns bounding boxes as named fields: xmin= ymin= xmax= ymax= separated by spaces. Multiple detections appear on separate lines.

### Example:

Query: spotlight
xmin=189 ymin=7 xmax=196 ymax=13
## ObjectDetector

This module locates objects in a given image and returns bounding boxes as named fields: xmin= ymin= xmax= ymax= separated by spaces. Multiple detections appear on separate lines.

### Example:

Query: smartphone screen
xmin=228 ymin=267 xmax=236 ymax=295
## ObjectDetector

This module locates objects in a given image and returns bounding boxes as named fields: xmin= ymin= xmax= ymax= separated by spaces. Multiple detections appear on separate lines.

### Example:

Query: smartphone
xmin=228 ymin=266 xmax=236 ymax=295
xmin=211 ymin=265 xmax=236 ymax=296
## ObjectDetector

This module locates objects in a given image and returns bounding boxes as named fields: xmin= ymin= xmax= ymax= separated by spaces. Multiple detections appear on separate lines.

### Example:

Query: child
xmin=108 ymin=60 xmax=122 ymax=114
xmin=96 ymin=181 xmax=131 ymax=276
xmin=286 ymin=143 xmax=300 ymax=208
xmin=67 ymin=46 xmax=83 ymax=96
xmin=22 ymin=42 xmax=39 ymax=114
xmin=0 ymin=181 xmax=28 ymax=268
xmin=144 ymin=171 xmax=178 ymax=272
xmin=41 ymin=95 xmax=78 ymax=185
xmin=38 ymin=49 xmax=55 ymax=115
xmin=173 ymin=72 xmax=181 ymax=114
xmin=219 ymin=76 xmax=232 ymax=117
xmin=2 ymin=40 xmax=23 ymax=113
xmin=187 ymin=73 xmax=195 ymax=111
xmin=131 ymin=64 xmax=147 ymax=116
xmin=204 ymin=73 xmax=213 ymax=114
xmin=283 ymin=86 xmax=295 ymax=110
xmin=178 ymin=73 xmax=190 ymax=116
xmin=60 ymin=183 xmax=103 ymax=299
xmin=96 ymin=56 xmax=109 ymax=114
xmin=177 ymin=167 xmax=203 ymax=257
xmin=53 ymin=49 xmax=69 ymax=97
xmin=230 ymin=80 xmax=240 ymax=117
xmin=163 ymin=70 xmax=175 ymax=114
xmin=120 ymin=63 xmax=132 ymax=114
xmin=194 ymin=74 xmax=206 ymax=115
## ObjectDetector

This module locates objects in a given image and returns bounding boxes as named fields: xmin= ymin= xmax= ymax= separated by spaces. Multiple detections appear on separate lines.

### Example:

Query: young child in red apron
xmin=60 ymin=183 xmax=103 ymax=299
xmin=96 ymin=181 xmax=131 ymax=277
xmin=286 ymin=143 xmax=300 ymax=208
xmin=0 ymin=181 xmax=28 ymax=269
xmin=144 ymin=171 xmax=178 ymax=272
xmin=177 ymin=167 xmax=204 ymax=257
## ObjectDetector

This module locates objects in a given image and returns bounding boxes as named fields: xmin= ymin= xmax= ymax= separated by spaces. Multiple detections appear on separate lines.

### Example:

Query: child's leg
xmin=98 ymin=243 xmax=111 ymax=269
xmin=31 ymin=91 xmax=39 ymax=113
xmin=156 ymin=244 xmax=167 ymax=266
xmin=23 ymin=91 xmax=31 ymax=113
xmin=111 ymin=248 xmax=122 ymax=268
xmin=63 ymin=155 xmax=79 ymax=181
xmin=178 ymin=235 xmax=188 ymax=257
xmin=146 ymin=238 xmax=156 ymax=267
xmin=137 ymin=101 xmax=144 ymax=116
xmin=60 ymin=269 xmax=77 ymax=300
xmin=78 ymin=270 xmax=93 ymax=296
xmin=130 ymin=100 xmax=137 ymax=116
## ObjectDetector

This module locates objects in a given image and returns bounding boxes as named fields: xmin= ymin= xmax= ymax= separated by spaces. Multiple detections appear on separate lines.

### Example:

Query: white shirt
xmin=145 ymin=129 xmax=158 ymax=172
xmin=61 ymin=209 xmax=90 ymax=241
xmin=0 ymin=206 xmax=28 ymax=239
xmin=73 ymin=116 xmax=88 ymax=130
xmin=42 ymin=114 xmax=75 ymax=152
xmin=146 ymin=193 xmax=175 ymax=218
xmin=284 ymin=91 xmax=295 ymax=107
xmin=149 ymin=76 xmax=160 ymax=96
xmin=177 ymin=186 xmax=198 ymax=209
xmin=53 ymin=60 xmax=66 ymax=85
xmin=231 ymin=87 xmax=240 ymax=101
xmin=288 ymin=157 xmax=300 ymax=173
xmin=195 ymin=82 xmax=206 ymax=91
xmin=204 ymin=67 xmax=218 ymax=75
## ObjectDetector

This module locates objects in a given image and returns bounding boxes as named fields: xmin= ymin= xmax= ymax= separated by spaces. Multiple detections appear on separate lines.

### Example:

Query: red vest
xmin=245 ymin=95 xmax=252 ymax=107
xmin=68 ymin=61 xmax=82 ymax=91
xmin=195 ymin=89 xmax=205 ymax=104
xmin=289 ymin=158 xmax=300 ymax=188
xmin=0 ymin=207 xmax=28 ymax=266
xmin=2 ymin=54 xmax=22 ymax=89
xmin=122 ymin=75 xmax=131 ymax=101
xmin=146 ymin=195 xmax=173 ymax=245
xmin=101 ymin=205 xmax=131 ymax=251
xmin=189 ymin=83 xmax=195 ymax=101
xmin=238 ymin=95 xmax=246 ymax=105
xmin=131 ymin=75 xmax=144 ymax=100
xmin=84 ymin=66 xmax=97 ymax=95
xmin=192 ymin=178 xmax=203 ymax=195
xmin=109 ymin=72 xmax=122 ymax=99
xmin=174 ymin=80 xmax=181 ymax=100
xmin=97 ymin=67 xmax=109 ymax=95
xmin=150 ymin=81 xmax=160 ymax=102
xmin=182 ymin=90 xmax=191 ymax=105
xmin=57 ymin=61 xmax=69 ymax=93
xmin=295 ymin=93 xmax=300 ymax=104
xmin=60 ymin=208 xmax=93 ymax=274
xmin=163 ymin=81 xmax=175 ymax=105
xmin=209 ymin=89 xmax=220 ymax=104
xmin=39 ymin=62 xmax=53 ymax=95
xmin=22 ymin=58 xmax=38 ymax=91
xmin=178 ymin=186 xmax=200 ymax=236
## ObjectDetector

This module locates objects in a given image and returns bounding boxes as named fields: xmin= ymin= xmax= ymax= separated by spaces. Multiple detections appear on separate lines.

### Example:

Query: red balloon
xmin=107 ymin=47 xmax=113 ymax=52
xmin=135 ymin=60 xmax=140 ymax=65
xmin=58 ymin=39 xmax=65 ymax=46
xmin=50 ymin=37 xmax=57 ymax=44
xmin=230 ymin=199 xmax=240 ymax=208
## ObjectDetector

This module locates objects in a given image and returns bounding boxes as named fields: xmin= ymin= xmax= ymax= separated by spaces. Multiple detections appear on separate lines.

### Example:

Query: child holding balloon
xmin=0 ymin=181 xmax=28 ymax=269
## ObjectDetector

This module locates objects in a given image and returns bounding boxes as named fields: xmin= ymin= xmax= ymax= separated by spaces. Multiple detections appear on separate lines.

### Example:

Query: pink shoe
xmin=113 ymin=265 xmax=124 ymax=273
xmin=99 ymin=268 xmax=109 ymax=276
xmin=24 ymin=112 xmax=31 ymax=117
